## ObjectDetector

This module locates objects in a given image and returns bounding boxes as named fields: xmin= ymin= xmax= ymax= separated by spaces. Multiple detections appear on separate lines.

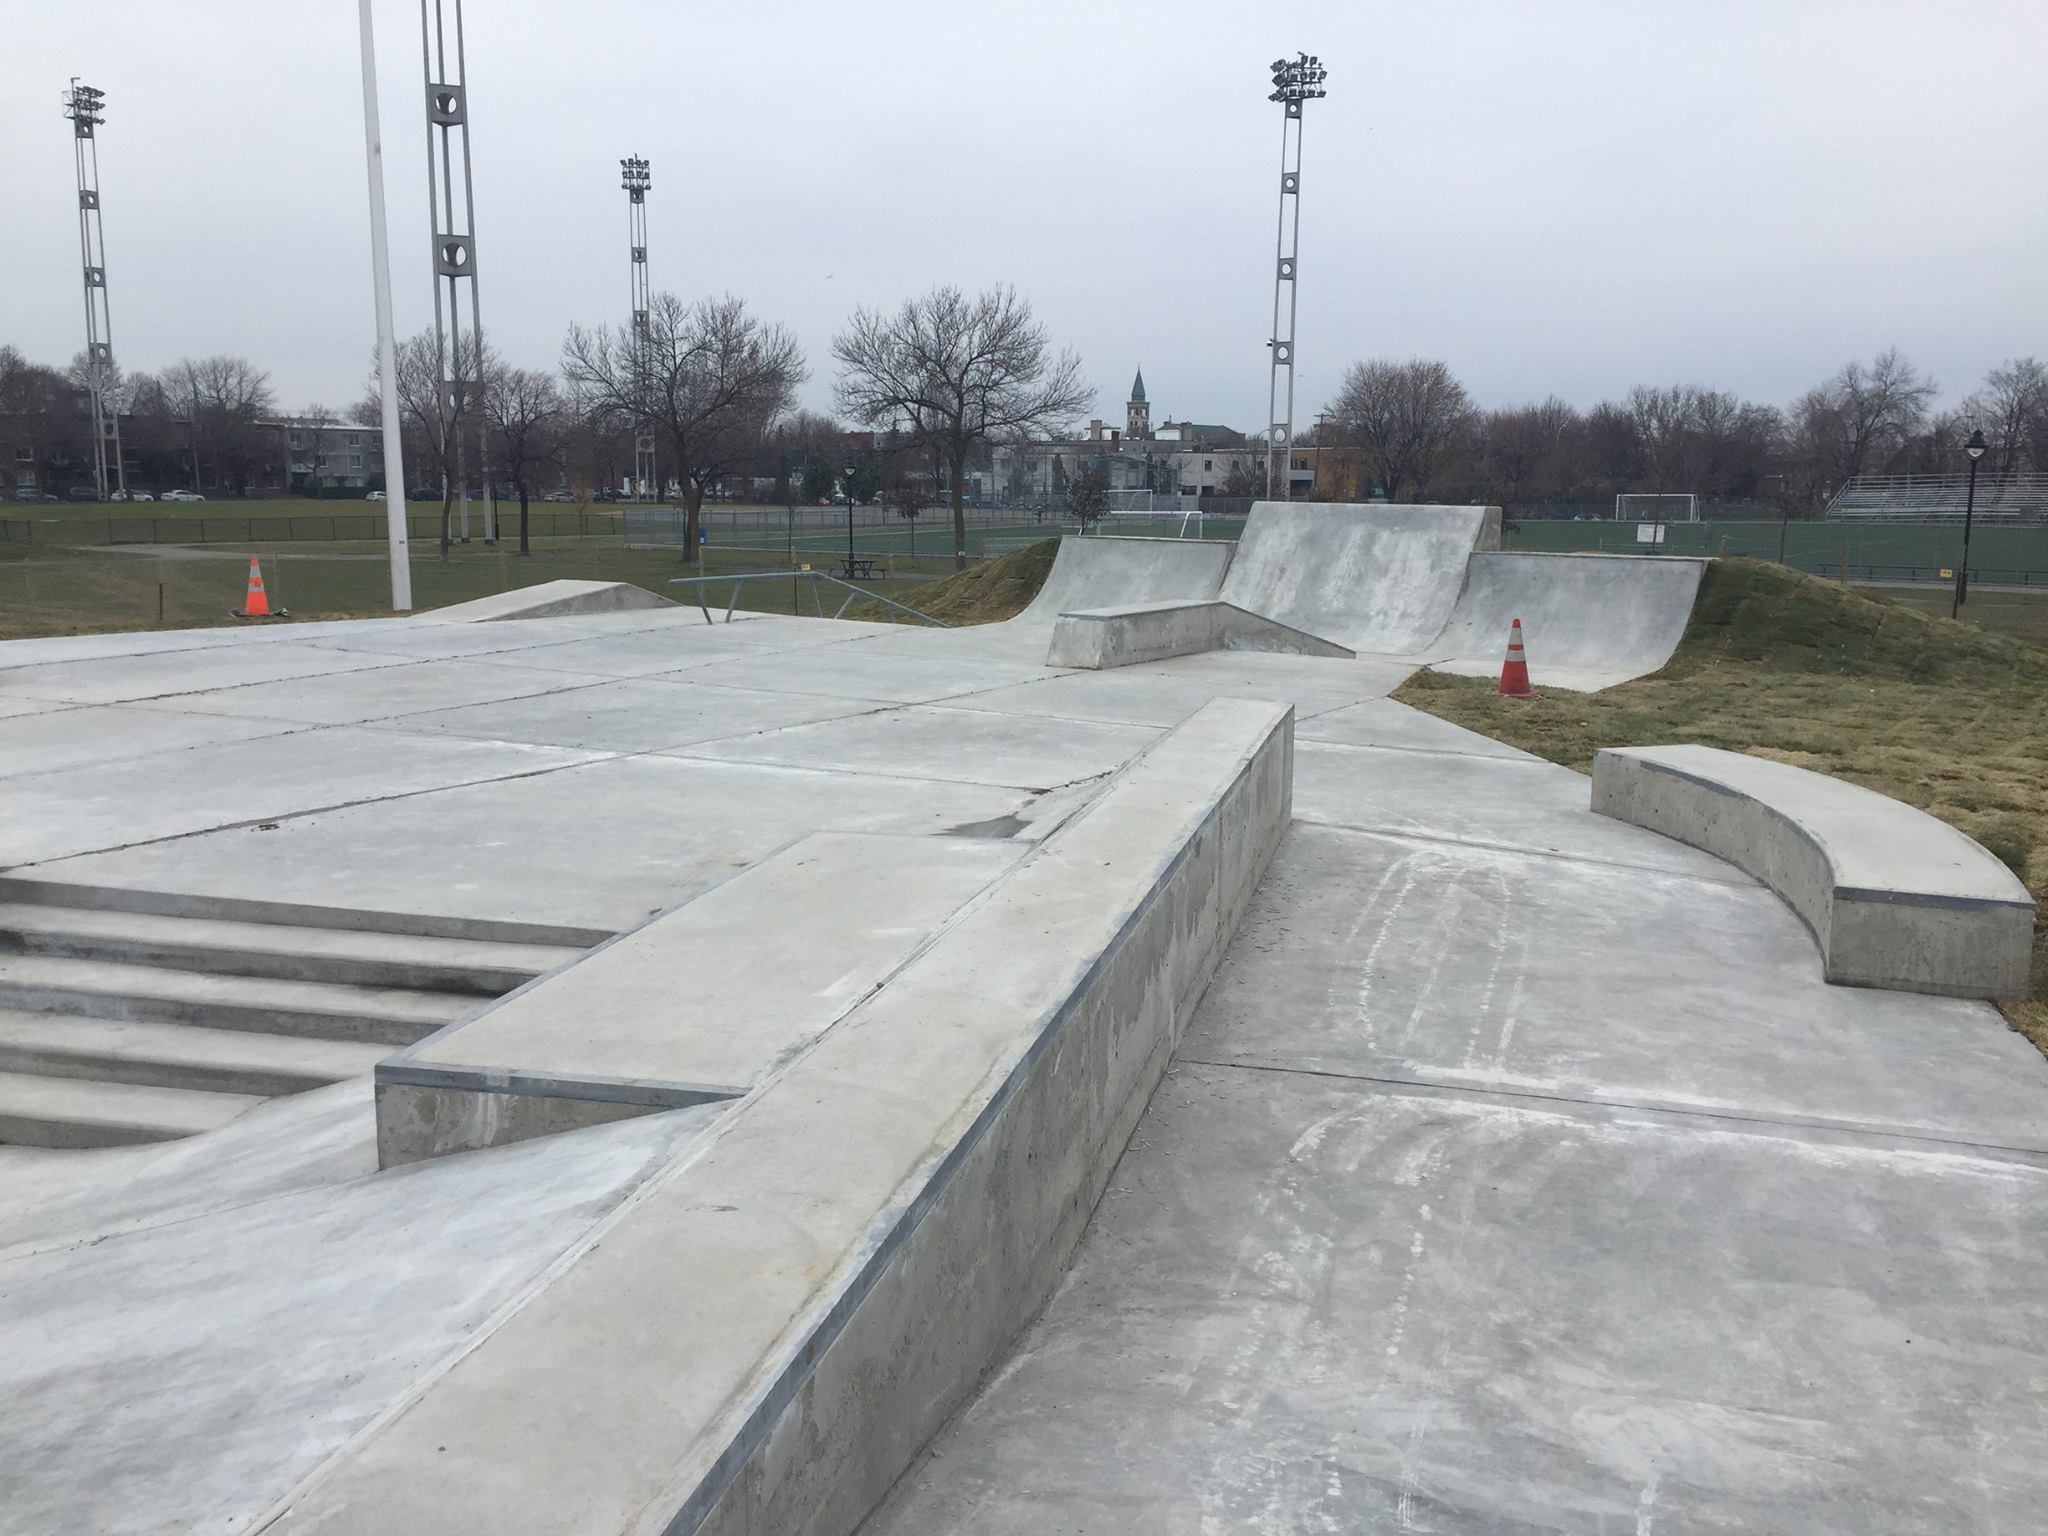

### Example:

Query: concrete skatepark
xmin=0 ymin=501 xmax=2041 ymax=1534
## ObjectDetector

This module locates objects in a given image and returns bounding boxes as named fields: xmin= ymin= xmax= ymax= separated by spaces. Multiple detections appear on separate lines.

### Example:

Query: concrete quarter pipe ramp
xmin=1419 ymin=551 xmax=1708 ymax=690
xmin=1015 ymin=536 xmax=1232 ymax=627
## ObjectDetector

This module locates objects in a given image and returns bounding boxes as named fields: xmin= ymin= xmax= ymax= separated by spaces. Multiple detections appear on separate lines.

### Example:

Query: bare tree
xmin=1788 ymin=348 xmax=1935 ymax=499
xmin=297 ymin=405 xmax=341 ymax=497
xmin=164 ymin=356 xmax=275 ymax=492
xmin=1332 ymin=358 xmax=1475 ymax=502
xmin=884 ymin=462 xmax=933 ymax=557
xmin=364 ymin=329 xmax=496 ymax=553
xmin=489 ymin=368 xmax=566 ymax=554
xmin=562 ymin=292 xmax=804 ymax=562
xmin=1964 ymin=357 xmax=2047 ymax=474
xmin=833 ymin=284 xmax=1091 ymax=568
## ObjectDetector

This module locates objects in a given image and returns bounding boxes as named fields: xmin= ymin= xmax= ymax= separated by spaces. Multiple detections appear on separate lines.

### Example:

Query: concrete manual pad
xmin=391 ymin=832 xmax=1025 ymax=1137
xmin=864 ymin=1060 xmax=2048 ymax=1535
xmin=0 ymin=726 xmax=608 ymax=867
xmin=0 ymin=703 xmax=303 ymax=781
xmin=1290 ymin=739 xmax=1742 ymax=879
xmin=29 ymin=752 xmax=1064 ymax=932
xmin=124 ymin=659 xmax=615 ymax=726
xmin=1187 ymin=823 xmax=2048 ymax=1149
xmin=383 ymin=676 xmax=877 ymax=753
xmin=672 ymin=703 xmax=1161 ymax=790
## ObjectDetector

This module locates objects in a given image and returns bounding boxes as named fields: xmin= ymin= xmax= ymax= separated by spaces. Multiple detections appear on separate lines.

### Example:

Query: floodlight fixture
xmin=1261 ymin=50 xmax=1328 ymax=499
xmin=1268 ymin=53 xmax=1328 ymax=104
xmin=621 ymin=155 xmax=651 ymax=201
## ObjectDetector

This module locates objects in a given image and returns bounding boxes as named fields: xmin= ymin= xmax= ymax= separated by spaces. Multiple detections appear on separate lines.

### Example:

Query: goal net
xmin=1105 ymin=505 xmax=1204 ymax=539
xmin=1614 ymin=492 xmax=1698 ymax=522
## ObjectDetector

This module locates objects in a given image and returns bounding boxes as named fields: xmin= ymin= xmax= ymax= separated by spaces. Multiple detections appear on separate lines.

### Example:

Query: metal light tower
xmin=1263 ymin=51 xmax=1327 ymax=501
xmin=621 ymin=155 xmax=657 ymax=501
xmin=63 ymin=80 xmax=127 ymax=502
xmin=421 ymin=0 xmax=495 ymax=542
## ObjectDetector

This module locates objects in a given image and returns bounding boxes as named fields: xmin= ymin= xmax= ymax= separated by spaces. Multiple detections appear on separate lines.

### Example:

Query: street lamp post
xmin=1951 ymin=427 xmax=1987 ymax=618
xmin=845 ymin=464 xmax=858 ymax=575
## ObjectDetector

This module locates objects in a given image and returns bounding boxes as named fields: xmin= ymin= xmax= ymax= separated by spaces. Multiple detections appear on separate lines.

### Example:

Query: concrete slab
xmin=0 ymin=1085 xmax=724 ymax=1536
xmin=0 ymin=727 xmax=609 ymax=866
xmin=475 ymin=625 xmax=857 ymax=680
xmin=381 ymin=677 xmax=877 ymax=753
xmin=866 ymin=1060 xmax=2048 ymax=1535
xmin=0 ymin=641 xmax=407 ymax=706
xmin=955 ymin=650 xmax=1414 ymax=728
xmin=26 ymin=752 xmax=1065 ymax=932
xmin=683 ymin=642 xmax=1062 ymax=705
xmin=1296 ymin=697 xmax=1542 ymax=761
xmin=0 ymin=697 xmax=73 ymax=720
xmin=124 ymin=659 xmax=616 ymax=727
xmin=0 ymin=704 xmax=303 ymax=781
xmin=1291 ymin=739 xmax=1743 ymax=879
xmin=1188 ymin=823 xmax=2048 ymax=1149
xmin=672 ymin=703 xmax=1160 ymax=790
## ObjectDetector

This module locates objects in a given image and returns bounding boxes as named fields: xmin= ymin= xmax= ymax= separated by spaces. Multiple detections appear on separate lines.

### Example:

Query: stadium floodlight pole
xmin=1263 ymin=51 xmax=1326 ymax=502
xmin=621 ymin=155 xmax=656 ymax=501
xmin=421 ymin=0 xmax=493 ymax=542
xmin=63 ymin=80 xmax=127 ymax=503
xmin=357 ymin=0 xmax=414 ymax=610
xmin=1952 ymin=426 xmax=1987 ymax=619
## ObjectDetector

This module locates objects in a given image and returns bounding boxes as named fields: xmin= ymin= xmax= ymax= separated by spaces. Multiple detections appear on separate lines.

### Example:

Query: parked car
xmin=107 ymin=489 xmax=156 ymax=502
xmin=365 ymin=490 xmax=386 ymax=501
xmin=543 ymin=490 xmax=576 ymax=503
xmin=161 ymin=489 xmax=206 ymax=502
xmin=12 ymin=490 xmax=62 ymax=504
xmin=65 ymin=486 xmax=101 ymax=502
xmin=592 ymin=489 xmax=621 ymax=502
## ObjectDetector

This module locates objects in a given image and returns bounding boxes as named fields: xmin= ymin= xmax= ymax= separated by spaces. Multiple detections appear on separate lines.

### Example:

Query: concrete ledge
xmin=269 ymin=698 xmax=1294 ymax=1536
xmin=1046 ymin=599 xmax=1355 ymax=669
xmin=373 ymin=833 xmax=1024 ymax=1166
xmin=427 ymin=580 xmax=676 ymax=623
xmin=1593 ymin=745 xmax=2035 ymax=998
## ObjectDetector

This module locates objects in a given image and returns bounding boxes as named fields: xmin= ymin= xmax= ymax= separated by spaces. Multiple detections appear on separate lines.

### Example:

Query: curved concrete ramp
xmin=1218 ymin=501 xmax=1501 ymax=653
xmin=1421 ymin=552 xmax=1706 ymax=690
xmin=1016 ymin=536 xmax=1232 ymax=627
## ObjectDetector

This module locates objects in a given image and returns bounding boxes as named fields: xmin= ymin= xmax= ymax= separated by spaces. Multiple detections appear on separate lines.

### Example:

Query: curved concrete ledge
xmin=427 ymin=579 xmax=675 ymax=622
xmin=1046 ymin=600 xmax=1355 ymax=669
xmin=1592 ymin=745 xmax=2034 ymax=998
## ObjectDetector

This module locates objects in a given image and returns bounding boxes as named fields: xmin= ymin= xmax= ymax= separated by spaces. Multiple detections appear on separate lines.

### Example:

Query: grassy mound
xmin=845 ymin=539 xmax=1060 ymax=627
xmin=1397 ymin=558 xmax=2048 ymax=1047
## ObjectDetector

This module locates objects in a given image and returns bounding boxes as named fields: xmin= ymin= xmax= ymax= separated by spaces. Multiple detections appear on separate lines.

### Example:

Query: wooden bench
xmin=837 ymin=556 xmax=881 ymax=581
xmin=1592 ymin=744 xmax=2034 ymax=999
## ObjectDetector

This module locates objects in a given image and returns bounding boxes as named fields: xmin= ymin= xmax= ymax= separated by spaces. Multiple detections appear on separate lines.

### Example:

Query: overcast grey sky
xmin=6 ymin=0 xmax=2043 ymax=428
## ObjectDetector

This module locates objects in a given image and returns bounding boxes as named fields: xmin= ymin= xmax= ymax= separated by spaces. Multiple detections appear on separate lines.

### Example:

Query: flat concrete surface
xmin=864 ymin=672 xmax=2048 ymax=1534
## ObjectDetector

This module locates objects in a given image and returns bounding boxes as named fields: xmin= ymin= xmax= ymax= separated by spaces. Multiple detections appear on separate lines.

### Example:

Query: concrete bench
xmin=1046 ymin=600 xmax=1354 ymax=669
xmin=1592 ymin=745 xmax=2034 ymax=999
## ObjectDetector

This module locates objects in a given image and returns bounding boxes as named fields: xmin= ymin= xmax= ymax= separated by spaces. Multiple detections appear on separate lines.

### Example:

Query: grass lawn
xmin=1394 ymin=559 xmax=2048 ymax=1051
xmin=0 ymin=538 xmax=962 ymax=640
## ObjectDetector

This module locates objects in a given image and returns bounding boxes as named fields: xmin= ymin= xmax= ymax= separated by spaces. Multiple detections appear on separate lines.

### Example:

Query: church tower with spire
xmin=1126 ymin=368 xmax=1150 ymax=442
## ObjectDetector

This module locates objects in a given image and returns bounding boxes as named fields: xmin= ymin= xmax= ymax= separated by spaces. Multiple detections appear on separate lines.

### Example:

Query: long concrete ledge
xmin=1045 ymin=599 xmax=1355 ymax=669
xmin=269 ymin=698 xmax=1293 ymax=1536
xmin=1593 ymin=745 xmax=2035 ymax=998
xmin=427 ymin=579 xmax=676 ymax=622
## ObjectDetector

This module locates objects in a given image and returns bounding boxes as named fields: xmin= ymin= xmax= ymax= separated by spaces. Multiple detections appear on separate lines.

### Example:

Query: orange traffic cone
xmin=1497 ymin=617 xmax=1540 ymax=699
xmin=234 ymin=557 xmax=285 ymax=619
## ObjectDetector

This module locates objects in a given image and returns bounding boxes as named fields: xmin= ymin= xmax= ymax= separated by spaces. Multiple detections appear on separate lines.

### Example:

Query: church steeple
xmin=1126 ymin=367 xmax=1150 ymax=441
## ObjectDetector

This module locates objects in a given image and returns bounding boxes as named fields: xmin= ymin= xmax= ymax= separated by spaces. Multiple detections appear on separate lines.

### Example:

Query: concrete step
xmin=0 ymin=1069 xmax=261 ymax=1148
xmin=0 ymin=955 xmax=472 ymax=1046
xmin=0 ymin=1010 xmax=388 ymax=1097
xmin=0 ymin=903 xmax=581 ymax=993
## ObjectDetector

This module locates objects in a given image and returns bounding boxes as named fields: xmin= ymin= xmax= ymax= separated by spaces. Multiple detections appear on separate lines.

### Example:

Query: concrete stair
xmin=0 ymin=885 xmax=596 ymax=1150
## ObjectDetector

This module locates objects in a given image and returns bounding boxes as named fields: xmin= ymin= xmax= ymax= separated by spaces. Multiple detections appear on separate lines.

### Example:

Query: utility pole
xmin=621 ymin=155 xmax=656 ymax=502
xmin=358 ymin=0 xmax=414 ymax=609
xmin=421 ymin=0 xmax=494 ymax=543
xmin=64 ymin=80 xmax=127 ymax=503
xmin=1262 ymin=52 xmax=1327 ymax=503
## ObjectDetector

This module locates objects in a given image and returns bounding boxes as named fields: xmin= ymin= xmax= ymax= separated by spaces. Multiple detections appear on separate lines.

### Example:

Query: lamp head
xmin=1965 ymin=427 xmax=1987 ymax=462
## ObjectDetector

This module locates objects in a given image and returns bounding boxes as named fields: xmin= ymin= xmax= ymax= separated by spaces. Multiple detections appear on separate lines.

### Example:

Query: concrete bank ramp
xmin=1420 ymin=552 xmax=1706 ymax=691
xmin=1217 ymin=501 xmax=1500 ymax=653
xmin=1014 ymin=535 xmax=1232 ymax=628
xmin=427 ymin=579 xmax=675 ymax=623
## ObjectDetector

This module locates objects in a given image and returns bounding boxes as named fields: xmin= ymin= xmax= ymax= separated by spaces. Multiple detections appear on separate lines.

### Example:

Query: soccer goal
xmin=1105 ymin=502 xmax=1204 ymax=539
xmin=1614 ymin=492 xmax=1699 ymax=522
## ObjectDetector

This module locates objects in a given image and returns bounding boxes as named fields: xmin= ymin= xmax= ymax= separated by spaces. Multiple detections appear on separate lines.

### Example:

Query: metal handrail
xmin=667 ymin=570 xmax=948 ymax=627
